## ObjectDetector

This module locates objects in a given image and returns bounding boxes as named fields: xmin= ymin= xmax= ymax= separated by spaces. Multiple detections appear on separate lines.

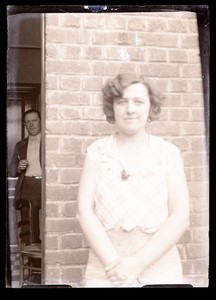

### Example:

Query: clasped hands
xmin=105 ymin=255 xmax=141 ymax=286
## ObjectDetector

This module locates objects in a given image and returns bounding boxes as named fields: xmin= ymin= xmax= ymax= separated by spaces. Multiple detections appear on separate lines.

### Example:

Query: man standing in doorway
xmin=9 ymin=109 xmax=42 ymax=245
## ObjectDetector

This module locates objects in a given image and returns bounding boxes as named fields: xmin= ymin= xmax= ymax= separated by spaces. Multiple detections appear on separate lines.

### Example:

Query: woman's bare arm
xmin=77 ymin=154 xmax=120 ymax=267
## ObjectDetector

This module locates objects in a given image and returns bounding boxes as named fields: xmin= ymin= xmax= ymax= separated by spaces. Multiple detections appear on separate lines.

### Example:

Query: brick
xmin=184 ymin=167 xmax=192 ymax=181
xmin=157 ymin=108 xmax=169 ymax=121
xmin=60 ymin=77 xmax=81 ymax=91
xmin=106 ymin=31 xmax=136 ymax=45
xmin=46 ymin=121 xmax=92 ymax=135
xmin=61 ymin=234 xmax=82 ymax=249
xmin=60 ymin=169 xmax=82 ymax=184
xmin=181 ymin=34 xmax=199 ymax=49
xmin=46 ymin=28 xmax=77 ymax=43
xmin=45 ymin=267 xmax=61 ymax=283
xmin=181 ymin=64 xmax=202 ymax=78
xmin=192 ymin=197 xmax=209 ymax=213
xmin=61 ymin=14 xmax=81 ymax=28
xmin=189 ymin=19 xmax=198 ymax=33
xmin=46 ymin=219 xmax=82 ymax=233
xmin=46 ymin=137 xmax=60 ymax=152
xmin=92 ymin=61 xmax=136 ymax=76
xmin=83 ymin=15 xmax=105 ymax=28
xmin=163 ymin=94 xmax=181 ymax=107
xmin=46 ymin=107 xmax=59 ymax=120
xmin=181 ymin=122 xmax=205 ymax=136
xmin=62 ymin=202 xmax=77 ymax=218
xmin=60 ymin=107 xmax=83 ymax=120
xmin=170 ymin=109 xmax=190 ymax=121
xmin=192 ymin=227 xmax=209 ymax=243
xmin=128 ymin=17 xmax=146 ymax=31
xmin=137 ymin=33 xmax=178 ymax=47
xmin=188 ymin=79 xmax=203 ymax=93
xmin=46 ymin=60 xmax=90 ymax=75
xmin=76 ymin=30 xmax=93 ymax=44
xmin=46 ymin=203 xmax=60 ymax=218
xmin=82 ymin=77 xmax=104 ymax=91
xmin=176 ymin=244 xmax=185 ymax=260
xmin=106 ymin=47 xmax=146 ymax=61
xmin=46 ymin=75 xmax=59 ymax=89
xmin=46 ymin=169 xmax=59 ymax=183
xmin=82 ymin=236 xmax=90 ymax=249
xmin=169 ymin=137 xmax=190 ymax=152
xmin=83 ymin=106 xmax=105 ymax=120
xmin=184 ymin=275 xmax=208 ymax=287
xmin=62 ymin=46 xmax=81 ymax=59
xmin=61 ymin=267 xmax=83 ymax=283
xmin=147 ymin=79 xmax=169 ymax=93
xmin=91 ymin=92 xmax=103 ymax=105
xmin=93 ymin=31 xmax=107 ymax=44
xmin=46 ymin=152 xmax=73 ymax=167
xmin=181 ymin=94 xmax=204 ymax=107
xmin=46 ymin=43 xmax=59 ymax=59
xmin=148 ymin=48 xmax=167 ymax=62
xmin=46 ymin=91 xmax=90 ymax=105
xmin=60 ymin=249 xmax=88 ymax=265
xmin=139 ymin=63 xmax=179 ymax=78
xmin=168 ymin=49 xmax=188 ymax=63
xmin=84 ymin=47 xmax=103 ymax=60
xmin=188 ymin=50 xmax=201 ymax=63
xmin=46 ymin=185 xmax=78 ymax=201
xmin=62 ymin=138 xmax=82 ymax=153
xmin=91 ymin=121 xmax=112 ymax=136
xmin=191 ymin=137 xmax=207 ymax=153
xmin=182 ymin=260 xmax=194 ymax=275
xmin=192 ymin=167 xmax=209 ymax=181
xmin=168 ymin=19 xmax=188 ymax=33
xmin=179 ymin=229 xmax=192 ymax=243
xmin=72 ymin=153 xmax=85 ymax=168
xmin=190 ymin=212 xmax=209 ymax=227
xmin=106 ymin=16 xmax=126 ymax=29
xmin=183 ymin=153 xmax=208 ymax=167
xmin=194 ymin=259 xmax=209 ymax=274
xmin=169 ymin=79 xmax=189 ymax=92
xmin=188 ymin=181 xmax=208 ymax=198
xmin=46 ymin=235 xmax=59 ymax=250
xmin=191 ymin=108 xmax=205 ymax=121
xmin=45 ymin=251 xmax=61 ymax=265
xmin=46 ymin=14 xmax=59 ymax=26
xmin=150 ymin=122 xmax=181 ymax=136
xmin=146 ymin=18 xmax=167 ymax=32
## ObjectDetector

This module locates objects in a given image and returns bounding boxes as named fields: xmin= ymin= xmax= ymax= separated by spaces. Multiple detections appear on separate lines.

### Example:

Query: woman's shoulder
xmin=150 ymin=135 xmax=180 ymax=155
xmin=87 ymin=136 xmax=113 ymax=160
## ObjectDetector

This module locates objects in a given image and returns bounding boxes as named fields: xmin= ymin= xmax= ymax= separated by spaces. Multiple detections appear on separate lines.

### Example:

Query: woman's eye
xmin=116 ymin=99 xmax=126 ymax=104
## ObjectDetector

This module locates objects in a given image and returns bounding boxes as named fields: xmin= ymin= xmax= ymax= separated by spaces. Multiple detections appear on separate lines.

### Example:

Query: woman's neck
xmin=115 ymin=130 xmax=149 ymax=145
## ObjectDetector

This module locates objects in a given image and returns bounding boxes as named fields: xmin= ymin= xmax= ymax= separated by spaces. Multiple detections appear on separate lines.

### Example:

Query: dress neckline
xmin=111 ymin=133 xmax=153 ymax=178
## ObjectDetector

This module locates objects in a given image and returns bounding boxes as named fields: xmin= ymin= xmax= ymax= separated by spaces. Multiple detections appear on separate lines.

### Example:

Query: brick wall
xmin=44 ymin=12 xmax=209 ymax=287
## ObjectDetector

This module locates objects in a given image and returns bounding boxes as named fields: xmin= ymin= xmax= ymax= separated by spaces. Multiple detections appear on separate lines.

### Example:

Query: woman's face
xmin=113 ymin=83 xmax=151 ymax=136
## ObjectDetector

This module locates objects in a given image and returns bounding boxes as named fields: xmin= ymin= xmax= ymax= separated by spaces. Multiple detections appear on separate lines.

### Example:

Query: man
xmin=9 ymin=109 xmax=42 ymax=245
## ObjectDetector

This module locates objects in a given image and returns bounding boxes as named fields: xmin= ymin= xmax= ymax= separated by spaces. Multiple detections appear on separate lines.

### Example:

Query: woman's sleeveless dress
xmin=84 ymin=134 xmax=183 ymax=287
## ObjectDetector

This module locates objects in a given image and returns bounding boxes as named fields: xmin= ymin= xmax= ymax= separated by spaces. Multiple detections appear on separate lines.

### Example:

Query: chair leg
xmin=19 ymin=254 xmax=24 ymax=288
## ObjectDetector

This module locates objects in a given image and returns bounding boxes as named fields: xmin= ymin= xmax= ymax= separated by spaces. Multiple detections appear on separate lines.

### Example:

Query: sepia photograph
xmin=6 ymin=5 xmax=209 ymax=288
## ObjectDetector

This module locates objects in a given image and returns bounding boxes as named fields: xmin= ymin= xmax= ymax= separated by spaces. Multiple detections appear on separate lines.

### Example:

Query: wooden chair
xmin=16 ymin=201 xmax=42 ymax=287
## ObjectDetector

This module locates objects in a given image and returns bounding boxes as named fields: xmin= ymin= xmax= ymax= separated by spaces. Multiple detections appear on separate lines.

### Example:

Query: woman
xmin=77 ymin=73 xmax=190 ymax=287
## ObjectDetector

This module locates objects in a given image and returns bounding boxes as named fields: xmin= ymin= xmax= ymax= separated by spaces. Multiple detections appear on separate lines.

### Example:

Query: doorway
xmin=6 ymin=13 xmax=42 ymax=287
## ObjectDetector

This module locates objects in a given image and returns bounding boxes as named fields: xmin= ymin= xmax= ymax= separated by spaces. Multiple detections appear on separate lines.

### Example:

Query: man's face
xmin=24 ymin=112 xmax=41 ymax=136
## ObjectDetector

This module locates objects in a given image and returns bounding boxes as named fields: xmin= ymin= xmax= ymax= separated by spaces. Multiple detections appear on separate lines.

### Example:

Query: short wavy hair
xmin=102 ymin=73 xmax=163 ymax=124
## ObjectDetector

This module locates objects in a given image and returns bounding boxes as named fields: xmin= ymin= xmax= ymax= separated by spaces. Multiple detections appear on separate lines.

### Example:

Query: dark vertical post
xmin=196 ymin=8 xmax=210 ymax=161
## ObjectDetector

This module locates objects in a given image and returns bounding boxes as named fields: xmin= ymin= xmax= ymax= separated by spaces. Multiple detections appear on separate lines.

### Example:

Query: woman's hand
xmin=105 ymin=255 xmax=142 ymax=286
